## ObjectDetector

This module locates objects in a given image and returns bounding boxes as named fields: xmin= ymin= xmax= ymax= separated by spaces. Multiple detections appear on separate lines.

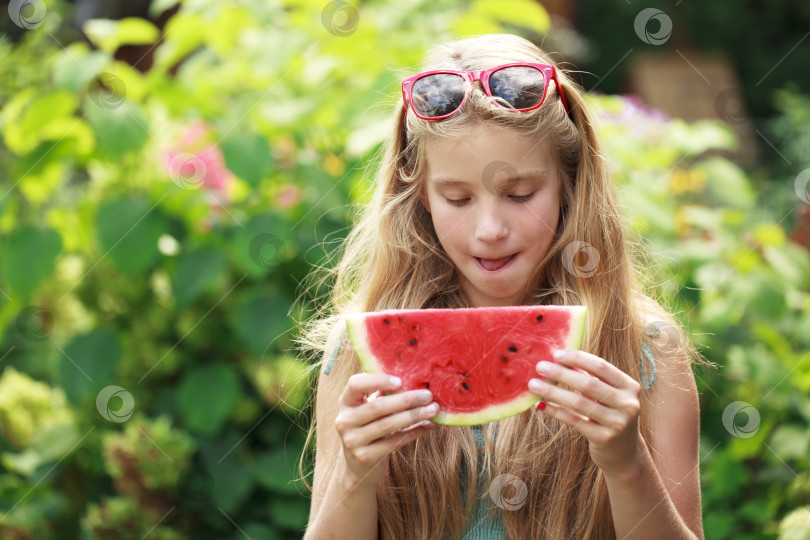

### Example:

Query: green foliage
xmin=594 ymin=91 xmax=810 ymax=539
xmin=0 ymin=0 xmax=807 ymax=538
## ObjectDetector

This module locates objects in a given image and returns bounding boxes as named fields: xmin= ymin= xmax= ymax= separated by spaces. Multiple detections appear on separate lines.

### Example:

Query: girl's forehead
xmin=422 ymin=124 xmax=554 ymax=184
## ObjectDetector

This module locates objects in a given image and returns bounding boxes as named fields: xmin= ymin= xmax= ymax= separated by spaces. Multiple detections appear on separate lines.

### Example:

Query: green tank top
xmin=456 ymin=425 xmax=508 ymax=539
xmin=322 ymin=324 xmax=658 ymax=539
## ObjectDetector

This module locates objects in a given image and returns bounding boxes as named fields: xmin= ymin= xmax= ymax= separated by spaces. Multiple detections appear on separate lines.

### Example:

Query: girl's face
xmin=418 ymin=122 xmax=561 ymax=308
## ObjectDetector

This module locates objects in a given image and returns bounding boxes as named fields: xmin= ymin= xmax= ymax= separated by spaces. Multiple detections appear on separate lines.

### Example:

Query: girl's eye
xmin=445 ymin=193 xmax=535 ymax=207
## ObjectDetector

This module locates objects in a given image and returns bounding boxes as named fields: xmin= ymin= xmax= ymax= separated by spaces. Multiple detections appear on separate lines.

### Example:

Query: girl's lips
xmin=475 ymin=253 xmax=518 ymax=272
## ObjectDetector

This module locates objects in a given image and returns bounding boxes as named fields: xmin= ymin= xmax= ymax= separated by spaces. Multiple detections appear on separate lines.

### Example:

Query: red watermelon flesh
xmin=345 ymin=305 xmax=587 ymax=425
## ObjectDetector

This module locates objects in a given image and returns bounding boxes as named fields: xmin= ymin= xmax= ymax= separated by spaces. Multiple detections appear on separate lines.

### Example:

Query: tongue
xmin=479 ymin=255 xmax=512 ymax=271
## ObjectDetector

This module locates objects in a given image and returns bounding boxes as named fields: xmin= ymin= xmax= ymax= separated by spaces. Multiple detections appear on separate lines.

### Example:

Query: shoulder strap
xmin=321 ymin=323 xmax=349 ymax=375
xmin=640 ymin=326 xmax=658 ymax=390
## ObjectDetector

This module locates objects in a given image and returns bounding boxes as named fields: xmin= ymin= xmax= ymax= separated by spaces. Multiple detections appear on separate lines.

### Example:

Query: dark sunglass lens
xmin=411 ymin=74 xmax=465 ymax=117
xmin=489 ymin=66 xmax=546 ymax=109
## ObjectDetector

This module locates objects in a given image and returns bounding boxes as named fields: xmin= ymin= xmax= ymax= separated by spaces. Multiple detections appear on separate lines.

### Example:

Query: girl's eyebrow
xmin=432 ymin=169 xmax=549 ymax=186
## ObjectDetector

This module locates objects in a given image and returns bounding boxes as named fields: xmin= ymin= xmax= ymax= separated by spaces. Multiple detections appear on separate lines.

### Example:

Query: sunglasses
xmin=401 ymin=62 xmax=572 ymax=121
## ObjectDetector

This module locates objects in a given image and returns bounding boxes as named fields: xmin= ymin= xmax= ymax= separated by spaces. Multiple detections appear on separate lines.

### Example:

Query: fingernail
xmin=417 ymin=390 xmax=433 ymax=402
xmin=552 ymin=349 xmax=565 ymax=360
xmin=390 ymin=376 xmax=402 ymax=387
xmin=536 ymin=361 xmax=550 ymax=372
xmin=536 ymin=401 xmax=546 ymax=411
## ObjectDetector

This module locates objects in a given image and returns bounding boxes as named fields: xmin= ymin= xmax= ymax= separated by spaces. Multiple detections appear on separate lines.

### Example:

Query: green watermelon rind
xmin=344 ymin=306 xmax=588 ymax=426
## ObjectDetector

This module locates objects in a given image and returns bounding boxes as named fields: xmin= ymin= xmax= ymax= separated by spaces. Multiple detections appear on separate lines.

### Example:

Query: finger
xmin=352 ymin=401 xmax=440 ymax=447
xmin=551 ymin=350 xmax=637 ymax=391
xmin=539 ymin=400 xmax=611 ymax=440
xmin=528 ymin=378 xmax=619 ymax=427
xmin=535 ymin=360 xmax=621 ymax=408
xmin=342 ymin=373 xmax=403 ymax=407
xmin=362 ymin=418 xmax=437 ymax=462
xmin=354 ymin=389 xmax=435 ymax=427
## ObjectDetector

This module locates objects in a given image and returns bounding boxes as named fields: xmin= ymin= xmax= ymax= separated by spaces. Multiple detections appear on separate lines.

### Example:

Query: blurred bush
xmin=0 ymin=0 xmax=558 ymax=538
xmin=0 ymin=0 xmax=808 ymax=539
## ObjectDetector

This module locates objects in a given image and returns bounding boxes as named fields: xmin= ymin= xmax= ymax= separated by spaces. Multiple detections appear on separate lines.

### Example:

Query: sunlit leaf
xmin=84 ymin=17 xmax=160 ymax=54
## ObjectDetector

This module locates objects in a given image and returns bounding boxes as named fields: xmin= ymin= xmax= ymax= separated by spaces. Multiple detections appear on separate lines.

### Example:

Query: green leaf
xmin=1 ymin=424 xmax=80 ymax=477
xmin=253 ymin=447 xmax=304 ymax=494
xmin=83 ymin=96 xmax=149 ymax=158
xmin=0 ymin=225 xmax=61 ymax=299
xmin=199 ymin=434 xmax=255 ymax=514
xmin=58 ymin=329 xmax=122 ymax=405
xmin=153 ymin=12 xmax=207 ymax=72
xmin=452 ymin=0 xmax=550 ymax=35
xmin=770 ymin=425 xmax=810 ymax=461
xmin=83 ymin=18 xmax=160 ymax=54
xmin=702 ymin=510 xmax=736 ymax=539
xmin=149 ymin=0 xmax=181 ymax=18
xmin=1 ymin=89 xmax=84 ymax=155
xmin=233 ymin=289 xmax=293 ymax=357
xmin=268 ymin=496 xmax=309 ymax=530
xmin=229 ymin=214 xmax=290 ymax=279
xmin=219 ymin=131 xmax=274 ymax=187
xmin=95 ymin=196 xmax=168 ymax=276
xmin=240 ymin=524 xmax=281 ymax=540
xmin=209 ymin=458 xmax=253 ymax=514
xmin=172 ymin=246 xmax=228 ymax=308
xmin=52 ymin=48 xmax=111 ymax=92
xmin=763 ymin=243 xmax=810 ymax=289
xmin=696 ymin=157 xmax=755 ymax=208
xmin=177 ymin=363 xmax=240 ymax=436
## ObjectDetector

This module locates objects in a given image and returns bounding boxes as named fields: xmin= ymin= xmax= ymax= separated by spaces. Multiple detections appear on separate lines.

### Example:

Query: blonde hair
xmin=294 ymin=34 xmax=709 ymax=539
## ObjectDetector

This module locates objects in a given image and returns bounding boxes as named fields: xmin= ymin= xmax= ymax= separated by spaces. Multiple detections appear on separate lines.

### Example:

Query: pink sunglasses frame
xmin=401 ymin=62 xmax=572 ymax=121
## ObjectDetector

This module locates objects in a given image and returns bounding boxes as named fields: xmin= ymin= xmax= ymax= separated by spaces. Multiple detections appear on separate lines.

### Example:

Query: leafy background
xmin=0 ymin=0 xmax=809 ymax=538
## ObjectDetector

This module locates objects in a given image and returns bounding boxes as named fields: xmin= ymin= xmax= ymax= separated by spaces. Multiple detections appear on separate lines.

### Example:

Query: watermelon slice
xmin=345 ymin=305 xmax=587 ymax=425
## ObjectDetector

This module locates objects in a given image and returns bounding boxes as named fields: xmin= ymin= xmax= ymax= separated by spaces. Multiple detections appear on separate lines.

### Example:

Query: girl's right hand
xmin=335 ymin=373 xmax=440 ymax=489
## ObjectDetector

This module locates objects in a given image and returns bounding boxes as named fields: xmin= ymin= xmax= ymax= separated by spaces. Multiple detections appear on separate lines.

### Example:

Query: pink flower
xmin=164 ymin=121 xmax=234 ymax=205
xmin=276 ymin=184 xmax=301 ymax=209
xmin=601 ymin=94 xmax=670 ymax=139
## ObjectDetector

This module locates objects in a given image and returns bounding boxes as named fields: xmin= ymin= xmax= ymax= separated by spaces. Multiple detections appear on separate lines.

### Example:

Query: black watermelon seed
xmin=462 ymin=382 xmax=469 ymax=390
xmin=409 ymin=339 xmax=417 ymax=346
xmin=384 ymin=318 xmax=390 ymax=324
xmin=500 ymin=355 xmax=509 ymax=363
xmin=536 ymin=314 xmax=543 ymax=322
xmin=508 ymin=345 xmax=517 ymax=352
xmin=426 ymin=382 xmax=430 ymax=389
xmin=462 ymin=372 xmax=467 ymax=378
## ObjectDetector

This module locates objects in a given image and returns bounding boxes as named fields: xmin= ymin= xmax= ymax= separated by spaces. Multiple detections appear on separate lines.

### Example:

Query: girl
xmin=297 ymin=34 xmax=708 ymax=539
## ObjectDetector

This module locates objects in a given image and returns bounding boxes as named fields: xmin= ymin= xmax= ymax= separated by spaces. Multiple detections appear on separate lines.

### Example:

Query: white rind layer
xmin=564 ymin=306 xmax=588 ymax=351
xmin=345 ymin=314 xmax=381 ymax=374
xmin=344 ymin=306 xmax=588 ymax=426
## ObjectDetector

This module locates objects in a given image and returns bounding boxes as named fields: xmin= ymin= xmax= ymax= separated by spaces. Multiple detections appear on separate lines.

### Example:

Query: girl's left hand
xmin=528 ymin=349 xmax=644 ymax=477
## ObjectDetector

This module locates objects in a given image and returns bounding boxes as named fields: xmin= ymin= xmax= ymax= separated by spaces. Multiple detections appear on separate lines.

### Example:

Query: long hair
xmin=294 ymin=34 xmax=708 ymax=539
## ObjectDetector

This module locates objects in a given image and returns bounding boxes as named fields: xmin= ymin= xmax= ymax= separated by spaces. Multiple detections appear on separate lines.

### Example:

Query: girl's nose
xmin=474 ymin=204 xmax=509 ymax=242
